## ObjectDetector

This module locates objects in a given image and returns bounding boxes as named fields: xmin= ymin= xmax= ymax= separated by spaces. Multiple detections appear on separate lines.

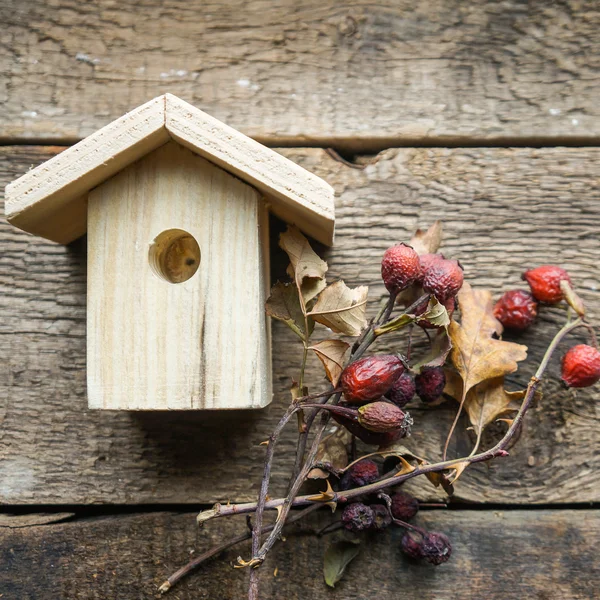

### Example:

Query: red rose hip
xmin=381 ymin=243 xmax=420 ymax=294
xmin=561 ymin=344 xmax=600 ymax=388
xmin=341 ymin=355 xmax=404 ymax=404
xmin=522 ymin=265 xmax=571 ymax=304
xmin=493 ymin=289 xmax=538 ymax=331
xmin=422 ymin=258 xmax=464 ymax=303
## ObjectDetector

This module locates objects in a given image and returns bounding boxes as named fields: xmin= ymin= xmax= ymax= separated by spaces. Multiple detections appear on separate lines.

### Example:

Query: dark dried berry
xmin=333 ymin=413 xmax=403 ymax=446
xmin=370 ymin=504 xmax=392 ymax=531
xmin=522 ymin=265 xmax=571 ymax=304
xmin=561 ymin=344 xmax=600 ymax=388
xmin=385 ymin=371 xmax=416 ymax=408
xmin=341 ymin=502 xmax=374 ymax=532
xmin=340 ymin=460 xmax=379 ymax=491
xmin=493 ymin=289 xmax=538 ymax=331
xmin=400 ymin=531 xmax=424 ymax=560
xmin=417 ymin=253 xmax=445 ymax=284
xmin=421 ymin=532 xmax=452 ymax=565
xmin=358 ymin=402 xmax=412 ymax=435
xmin=415 ymin=366 xmax=446 ymax=404
xmin=390 ymin=491 xmax=419 ymax=521
xmin=422 ymin=258 xmax=464 ymax=303
xmin=341 ymin=355 xmax=404 ymax=405
xmin=381 ymin=243 xmax=421 ymax=294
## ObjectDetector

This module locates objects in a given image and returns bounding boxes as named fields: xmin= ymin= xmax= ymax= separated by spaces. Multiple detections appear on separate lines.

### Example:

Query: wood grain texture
xmin=1 ymin=146 xmax=599 ymax=504
xmin=1 ymin=1 xmax=599 ymax=146
xmin=5 ymin=94 xmax=335 ymax=245
xmin=1 ymin=509 xmax=598 ymax=599
xmin=87 ymin=141 xmax=271 ymax=410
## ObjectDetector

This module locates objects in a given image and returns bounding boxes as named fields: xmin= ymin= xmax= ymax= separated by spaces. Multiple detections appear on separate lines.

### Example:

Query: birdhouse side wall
xmin=86 ymin=142 xmax=271 ymax=410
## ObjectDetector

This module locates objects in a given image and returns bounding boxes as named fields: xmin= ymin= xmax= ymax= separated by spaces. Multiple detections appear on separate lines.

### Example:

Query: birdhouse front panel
xmin=87 ymin=141 xmax=272 ymax=410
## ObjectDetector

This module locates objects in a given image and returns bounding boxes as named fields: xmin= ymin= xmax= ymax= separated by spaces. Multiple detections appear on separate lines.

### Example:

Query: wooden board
xmin=1 ymin=509 xmax=598 ymax=598
xmin=87 ymin=141 xmax=271 ymax=410
xmin=1 ymin=146 xmax=599 ymax=504
xmin=1 ymin=1 xmax=599 ymax=147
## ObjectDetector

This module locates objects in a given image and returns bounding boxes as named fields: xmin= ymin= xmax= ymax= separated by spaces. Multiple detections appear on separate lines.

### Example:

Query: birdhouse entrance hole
xmin=148 ymin=228 xmax=201 ymax=283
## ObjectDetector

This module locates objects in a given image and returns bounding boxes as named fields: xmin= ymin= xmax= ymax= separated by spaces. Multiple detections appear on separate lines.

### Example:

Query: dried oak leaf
xmin=309 ymin=281 xmax=369 ymax=337
xmin=279 ymin=226 xmax=327 ymax=305
xmin=445 ymin=371 xmax=525 ymax=437
xmin=309 ymin=339 xmax=350 ymax=386
xmin=409 ymin=220 xmax=443 ymax=255
xmin=449 ymin=282 xmax=527 ymax=399
xmin=308 ymin=426 xmax=352 ymax=480
xmin=266 ymin=282 xmax=314 ymax=341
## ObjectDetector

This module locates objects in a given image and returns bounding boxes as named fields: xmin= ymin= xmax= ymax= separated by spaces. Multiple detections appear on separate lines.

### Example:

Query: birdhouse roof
xmin=5 ymin=94 xmax=335 ymax=245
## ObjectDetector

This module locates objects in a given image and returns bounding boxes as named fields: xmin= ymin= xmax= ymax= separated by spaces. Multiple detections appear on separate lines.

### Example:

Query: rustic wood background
xmin=0 ymin=1 xmax=598 ymax=598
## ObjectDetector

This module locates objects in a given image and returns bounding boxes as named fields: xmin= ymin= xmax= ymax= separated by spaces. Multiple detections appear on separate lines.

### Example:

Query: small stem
xmin=161 ymin=504 xmax=320 ymax=594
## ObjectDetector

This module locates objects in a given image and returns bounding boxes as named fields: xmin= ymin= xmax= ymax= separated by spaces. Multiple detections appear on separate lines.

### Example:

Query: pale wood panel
xmin=1 ymin=1 xmax=599 ymax=146
xmin=0 ymin=146 xmax=599 ymax=504
xmin=1 ymin=509 xmax=598 ymax=599
xmin=87 ymin=141 xmax=271 ymax=410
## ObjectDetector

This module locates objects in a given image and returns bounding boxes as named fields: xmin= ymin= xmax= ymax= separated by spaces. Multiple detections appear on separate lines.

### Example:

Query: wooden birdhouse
xmin=5 ymin=94 xmax=334 ymax=411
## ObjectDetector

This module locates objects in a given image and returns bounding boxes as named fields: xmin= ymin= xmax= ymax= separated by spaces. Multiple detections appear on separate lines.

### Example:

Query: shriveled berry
xmin=341 ymin=502 xmax=374 ymax=532
xmin=341 ymin=355 xmax=404 ymax=405
xmin=400 ymin=531 xmax=423 ymax=560
xmin=385 ymin=371 xmax=416 ymax=408
xmin=415 ymin=366 xmax=446 ymax=404
xmin=340 ymin=460 xmax=379 ymax=491
xmin=493 ymin=289 xmax=538 ymax=331
xmin=522 ymin=265 xmax=571 ymax=304
xmin=561 ymin=344 xmax=600 ymax=388
xmin=390 ymin=491 xmax=419 ymax=521
xmin=381 ymin=243 xmax=420 ymax=294
xmin=421 ymin=532 xmax=452 ymax=565
xmin=370 ymin=504 xmax=392 ymax=531
xmin=333 ymin=413 xmax=403 ymax=446
xmin=422 ymin=258 xmax=464 ymax=303
xmin=358 ymin=402 xmax=412 ymax=436
xmin=417 ymin=253 xmax=444 ymax=284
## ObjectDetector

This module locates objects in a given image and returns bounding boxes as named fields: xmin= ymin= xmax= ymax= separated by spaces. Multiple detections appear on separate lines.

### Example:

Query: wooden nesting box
xmin=4 ymin=94 xmax=334 ymax=410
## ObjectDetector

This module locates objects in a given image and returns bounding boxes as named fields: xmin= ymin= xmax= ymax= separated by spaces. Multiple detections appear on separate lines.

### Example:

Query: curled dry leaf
xmin=414 ymin=329 xmax=452 ymax=370
xmin=309 ymin=339 xmax=350 ymax=386
xmin=266 ymin=282 xmax=315 ymax=341
xmin=308 ymin=426 xmax=352 ymax=480
xmin=449 ymin=282 xmax=528 ymax=399
xmin=444 ymin=370 xmax=525 ymax=438
xmin=409 ymin=220 xmax=443 ymax=256
xmin=309 ymin=281 xmax=369 ymax=337
xmin=279 ymin=226 xmax=327 ymax=305
xmin=323 ymin=540 xmax=360 ymax=588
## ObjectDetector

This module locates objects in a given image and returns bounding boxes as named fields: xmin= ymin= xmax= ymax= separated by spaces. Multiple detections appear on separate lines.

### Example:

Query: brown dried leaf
xmin=310 ymin=339 xmax=350 ymax=386
xmin=279 ymin=226 xmax=327 ymax=304
xmin=309 ymin=281 xmax=369 ymax=337
xmin=425 ymin=470 xmax=455 ymax=497
xmin=308 ymin=426 xmax=352 ymax=480
xmin=409 ymin=221 xmax=443 ymax=255
xmin=449 ymin=282 xmax=528 ymax=398
xmin=265 ymin=282 xmax=314 ymax=341
xmin=464 ymin=377 xmax=525 ymax=437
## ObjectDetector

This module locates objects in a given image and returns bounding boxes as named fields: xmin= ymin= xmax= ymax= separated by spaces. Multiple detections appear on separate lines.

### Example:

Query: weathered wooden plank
xmin=2 ymin=1 xmax=600 ymax=145
xmin=1 ymin=509 xmax=598 ymax=599
xmin=1 ymin=146 xmax=599 ymax=505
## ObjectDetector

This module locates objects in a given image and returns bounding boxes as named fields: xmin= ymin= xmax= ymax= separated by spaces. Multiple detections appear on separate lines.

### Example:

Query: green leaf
xmin=374 ymin=313 xmax=416 ymax=336
xmin=417 ymin=297 xmax=450 ymax=328
xmin=265 ymin=282 xmax=314 ymax=341
xmin=323 ymin=540 xmax=360 ymax=588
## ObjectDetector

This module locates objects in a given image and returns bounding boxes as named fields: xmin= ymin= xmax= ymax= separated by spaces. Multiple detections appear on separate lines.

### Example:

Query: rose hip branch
xmin=160 ymin=222 xmax=599 ymax=598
